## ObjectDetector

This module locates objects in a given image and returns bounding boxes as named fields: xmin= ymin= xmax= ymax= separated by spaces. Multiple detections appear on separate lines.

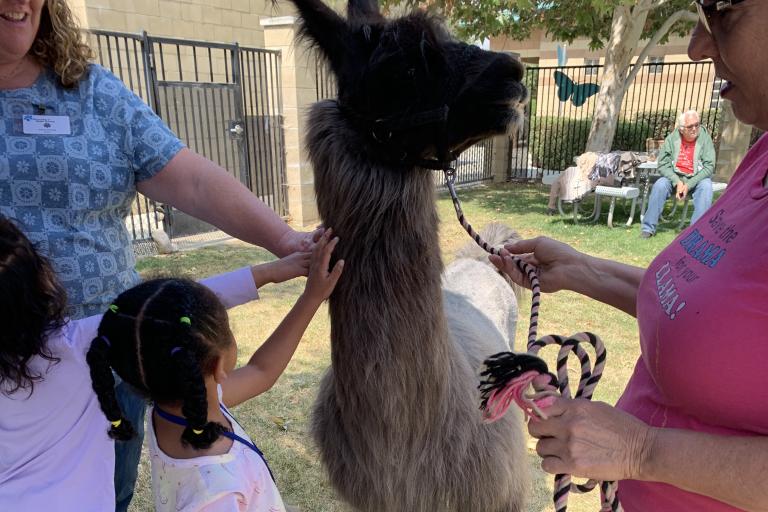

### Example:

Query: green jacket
xmin=657 ymin=127 xmax=716 ymax=189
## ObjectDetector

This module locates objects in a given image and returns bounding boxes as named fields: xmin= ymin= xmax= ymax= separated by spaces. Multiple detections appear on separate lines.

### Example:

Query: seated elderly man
xmin=640 ymin=110 xmax=716 ymax=238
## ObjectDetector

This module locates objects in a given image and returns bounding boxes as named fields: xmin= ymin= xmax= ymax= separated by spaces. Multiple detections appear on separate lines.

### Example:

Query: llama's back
xmin=445 ymin=222 xmax=523 ymax=350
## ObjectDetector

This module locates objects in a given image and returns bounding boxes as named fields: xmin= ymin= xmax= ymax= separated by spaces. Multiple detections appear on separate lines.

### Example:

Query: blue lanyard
xmin=154 ymin=405 xmax=275 ymax=482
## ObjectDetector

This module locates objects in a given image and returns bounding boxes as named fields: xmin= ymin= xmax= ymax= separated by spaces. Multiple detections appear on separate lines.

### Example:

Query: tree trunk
xmin=585 ymin=4 xmax=649 ymax=152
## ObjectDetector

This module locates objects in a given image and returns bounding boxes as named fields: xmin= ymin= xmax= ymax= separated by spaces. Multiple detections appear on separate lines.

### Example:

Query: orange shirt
xmin=675 ymin=138 xmax=696 ymax=175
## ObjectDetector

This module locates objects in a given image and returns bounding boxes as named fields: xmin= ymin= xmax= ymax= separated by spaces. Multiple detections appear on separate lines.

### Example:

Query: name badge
xmin=22 ymin=115 xmax=71 ymax=135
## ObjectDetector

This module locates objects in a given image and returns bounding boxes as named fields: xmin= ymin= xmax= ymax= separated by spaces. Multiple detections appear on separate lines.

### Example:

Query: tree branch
xmin=624 ymin=9 xmax=698 ymax=86
xmin=650 ymin=0 xmax=674 ymax=10
xmin=634 ymin=0 xmax=658 ymax=15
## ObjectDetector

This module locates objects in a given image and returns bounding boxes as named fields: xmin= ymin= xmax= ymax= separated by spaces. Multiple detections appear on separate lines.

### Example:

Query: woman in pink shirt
xmin=492 ymin=3 xmax=768 ymax=511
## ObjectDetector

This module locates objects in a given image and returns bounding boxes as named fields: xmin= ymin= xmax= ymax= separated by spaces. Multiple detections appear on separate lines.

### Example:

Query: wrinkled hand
xmin=489 ymin=237 xmax=584 ymax=294
xmin=676 ymin=182 xmax=688 ymax=200
xmin=277 ymin=226 xmax=324 ymax=256
xmin=528 ymin=397 xmax=654 ymax=482
xmin=304 ymin=228 xmax=344 ymax=302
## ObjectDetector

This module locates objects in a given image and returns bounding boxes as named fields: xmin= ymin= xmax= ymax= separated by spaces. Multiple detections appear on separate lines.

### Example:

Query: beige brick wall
xmin=80 ymin=0 xmax=295 ymax=47
xmin=491 ymin=31 xmax=692 ymax=65
xmin=262 ymin=17 xmax=320 ymax=227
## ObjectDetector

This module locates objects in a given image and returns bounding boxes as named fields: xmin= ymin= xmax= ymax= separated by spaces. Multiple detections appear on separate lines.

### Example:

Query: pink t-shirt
xmin=617 ymin=134 xmax=768 ymax=511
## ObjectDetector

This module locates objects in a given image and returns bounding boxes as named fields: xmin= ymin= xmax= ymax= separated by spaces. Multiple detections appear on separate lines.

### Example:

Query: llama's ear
xmin=287 ymin=0 xmax=349 ymax=64
xmin=347 ymin=0 xmax=383 ymax=23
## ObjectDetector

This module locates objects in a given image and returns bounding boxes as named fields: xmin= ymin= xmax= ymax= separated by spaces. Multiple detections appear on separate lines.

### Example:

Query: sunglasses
xmin=693 ymin=0 xmax=747 ymax=33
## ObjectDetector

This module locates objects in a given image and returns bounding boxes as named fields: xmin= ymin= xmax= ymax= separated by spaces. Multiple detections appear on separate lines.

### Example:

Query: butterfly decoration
xmin=553 ymin=70 xmax=600 ymax=107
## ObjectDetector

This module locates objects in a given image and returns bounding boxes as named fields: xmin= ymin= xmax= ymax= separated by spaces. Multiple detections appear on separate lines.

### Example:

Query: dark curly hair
xmin=86 ymin=278 xmax=234 ymax=449
xmin=0 ymin=217 xmax=68 ymax=396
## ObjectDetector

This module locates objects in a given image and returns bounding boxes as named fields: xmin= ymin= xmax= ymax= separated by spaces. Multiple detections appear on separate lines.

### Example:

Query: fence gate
xmin=509 ymin=61 xmax=723 ymax=181
xmin=87 ymin=30 xmax=287 ymax=251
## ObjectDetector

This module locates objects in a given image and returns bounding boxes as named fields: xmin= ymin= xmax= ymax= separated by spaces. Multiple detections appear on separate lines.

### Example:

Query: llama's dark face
xmin=290 ymin=0 xmax=527 ymax=162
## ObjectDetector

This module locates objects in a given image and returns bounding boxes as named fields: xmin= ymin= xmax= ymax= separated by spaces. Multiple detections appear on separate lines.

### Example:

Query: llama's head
xmin=288 ymin=0 xmax=527 ymax=165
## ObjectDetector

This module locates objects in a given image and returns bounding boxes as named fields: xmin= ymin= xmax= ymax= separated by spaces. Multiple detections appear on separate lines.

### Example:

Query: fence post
xmin=715 ymin=100 xmax=752 ymax=182
xmin=260 ymin=16 xmax=320 ymax=228
xmin=490 ymin=135 xmax=511 ymax=182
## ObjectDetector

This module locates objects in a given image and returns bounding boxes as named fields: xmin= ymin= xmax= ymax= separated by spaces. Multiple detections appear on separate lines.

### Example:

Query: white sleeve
xmin=199 ymin=267 xmax=259 ymax=309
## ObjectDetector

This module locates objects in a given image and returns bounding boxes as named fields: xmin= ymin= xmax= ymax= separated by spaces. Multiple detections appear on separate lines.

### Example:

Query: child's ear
xmin=213 ymin=355 xmax=229 ymax=384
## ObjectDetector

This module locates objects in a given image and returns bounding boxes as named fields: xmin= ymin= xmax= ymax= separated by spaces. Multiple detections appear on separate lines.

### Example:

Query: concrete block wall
xmin=77 ymin=0 xmax=294 ymax=48
xmin=261 ymin=16 xmax=320 ymax=227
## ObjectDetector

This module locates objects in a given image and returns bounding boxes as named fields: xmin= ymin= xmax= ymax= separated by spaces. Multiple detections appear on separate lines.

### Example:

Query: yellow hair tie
xmin=192 ymin=428 xmax=204 ymax=435
xmin=111 ymin=419 xmax=122 ymax=428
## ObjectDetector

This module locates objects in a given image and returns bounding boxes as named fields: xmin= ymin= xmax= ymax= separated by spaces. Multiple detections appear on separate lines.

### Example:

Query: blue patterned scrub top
xmin=0 ymin=64 xmax=184 ymax=319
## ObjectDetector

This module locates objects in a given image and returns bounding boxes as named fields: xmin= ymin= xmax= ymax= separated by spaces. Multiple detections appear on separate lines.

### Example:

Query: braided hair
xmin=0 ymin=217 xmax=67 ymax=396
xmin=86 ymin=278 xmax=234 ymax=449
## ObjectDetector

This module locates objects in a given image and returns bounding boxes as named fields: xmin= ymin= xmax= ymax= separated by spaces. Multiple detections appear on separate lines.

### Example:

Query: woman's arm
xmin=220 ymin=230 xmax=344 ymax=408
xmin=137 ymin=148 xmax=320 ymax=257
xmin=529 ymin=398 xmax=768 ymax=512
xmin=492 ymin=237 xmax=645 ymax=317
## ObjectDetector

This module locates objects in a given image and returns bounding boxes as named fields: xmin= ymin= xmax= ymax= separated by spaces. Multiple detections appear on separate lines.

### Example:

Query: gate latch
xmin=229 ymin=121 xmax=244 ymax=139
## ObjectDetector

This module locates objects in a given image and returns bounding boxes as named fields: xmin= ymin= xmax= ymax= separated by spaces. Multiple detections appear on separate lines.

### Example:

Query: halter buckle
xmin=444 ymin=167 xmax=457 ymax=185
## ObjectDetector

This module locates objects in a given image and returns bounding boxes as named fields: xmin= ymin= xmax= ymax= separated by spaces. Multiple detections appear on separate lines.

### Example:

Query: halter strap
xmin=153 ymin=405 xmax=275 ymax=482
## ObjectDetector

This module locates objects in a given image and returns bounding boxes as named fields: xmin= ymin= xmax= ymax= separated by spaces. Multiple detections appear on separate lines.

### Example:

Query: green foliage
xmin=612 ymin=119 xmax=653 ymax=152
xmin=530 ymin=116 xmax=656 ymax=170
xmin=381 ymin=0 xmax=696 ymax=46
xmin=530 ymin=117 xmax=591 ymax=171
xmin=633 ymin=109 xmax=678 ymax=140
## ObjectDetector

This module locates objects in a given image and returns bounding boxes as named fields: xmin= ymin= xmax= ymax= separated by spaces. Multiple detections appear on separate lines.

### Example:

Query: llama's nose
xmin=496 ymin=52 xmax=525 ymax=84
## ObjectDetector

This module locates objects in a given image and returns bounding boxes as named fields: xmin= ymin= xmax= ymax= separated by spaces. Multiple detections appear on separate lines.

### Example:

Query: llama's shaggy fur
xmin=286 ymin=0 xmax=531 ymax=509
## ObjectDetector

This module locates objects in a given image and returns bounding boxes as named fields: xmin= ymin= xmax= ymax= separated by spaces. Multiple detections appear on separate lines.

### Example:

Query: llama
xmin=286 ymin=0 xmax=530 ymax=509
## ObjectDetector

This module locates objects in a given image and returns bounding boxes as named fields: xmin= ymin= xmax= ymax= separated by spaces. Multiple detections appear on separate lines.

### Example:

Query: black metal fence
xmin=87 ymin=30 xmax=286 ymax=252
xmin=314 ymin=60 xmax=495 ymax=188
xmin=509 ymin=61 xmax=723 ymax=180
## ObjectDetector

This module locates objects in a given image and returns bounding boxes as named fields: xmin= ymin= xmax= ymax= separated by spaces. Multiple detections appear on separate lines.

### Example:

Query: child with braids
xmin=87 ymin=228 xmax=343 ymax=512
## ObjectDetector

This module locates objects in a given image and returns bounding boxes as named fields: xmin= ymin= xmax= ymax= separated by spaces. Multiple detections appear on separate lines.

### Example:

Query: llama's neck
xmin=308 ymin=101 xmax=452 ymax=405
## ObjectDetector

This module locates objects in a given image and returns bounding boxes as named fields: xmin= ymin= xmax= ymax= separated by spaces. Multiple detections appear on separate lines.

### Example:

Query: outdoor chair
xmin=542 ymin=167 xmax=640 ymax=227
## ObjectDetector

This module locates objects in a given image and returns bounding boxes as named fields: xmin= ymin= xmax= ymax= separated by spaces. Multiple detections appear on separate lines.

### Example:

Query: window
xmin=584 ymin=58 xmax=599 ymax=76
xmin=648 ymin=56 xmax=664 ymax=74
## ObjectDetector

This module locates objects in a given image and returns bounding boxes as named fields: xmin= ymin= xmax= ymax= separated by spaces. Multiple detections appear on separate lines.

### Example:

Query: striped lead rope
xmin=443 ymin=169 xmax=621 ymax=512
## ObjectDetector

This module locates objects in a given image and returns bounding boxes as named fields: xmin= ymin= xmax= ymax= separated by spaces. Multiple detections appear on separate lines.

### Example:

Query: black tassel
xmin=478 ymin=352 xmax=556 ymax=411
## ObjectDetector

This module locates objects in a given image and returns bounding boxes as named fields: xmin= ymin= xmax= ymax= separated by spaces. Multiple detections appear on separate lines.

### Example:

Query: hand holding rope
xmin=442 ymin=168 xmax=621 ymax=512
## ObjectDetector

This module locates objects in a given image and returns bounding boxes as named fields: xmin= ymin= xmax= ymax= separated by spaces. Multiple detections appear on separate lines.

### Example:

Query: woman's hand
xmin=528 ymin=397 xmax=654 ymax=482
xmin=303 ymin=228 xmax=344 ymax=303
xmin=489 ymin=236 xmax=585 ymax=293
xmin=277 ymin=226 xmax=325 ymax=256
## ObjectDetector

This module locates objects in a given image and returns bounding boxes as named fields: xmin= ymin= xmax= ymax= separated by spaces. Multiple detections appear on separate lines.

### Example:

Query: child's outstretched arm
xmin=221 ymin=229 xmax=344 ymax=408
xmin=200 ymin=244 xmax=314 ymax=310
xmin=249 ymin=250 xmax=311 ymax=288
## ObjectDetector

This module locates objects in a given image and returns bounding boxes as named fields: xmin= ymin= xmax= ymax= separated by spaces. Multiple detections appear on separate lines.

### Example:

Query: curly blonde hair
xmin=31 ymin=0 xmax=93 ymax=88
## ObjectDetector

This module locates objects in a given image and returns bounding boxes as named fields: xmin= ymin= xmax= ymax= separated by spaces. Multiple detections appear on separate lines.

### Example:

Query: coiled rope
xmin=443 ymin=168 xmax=621 ymax=512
